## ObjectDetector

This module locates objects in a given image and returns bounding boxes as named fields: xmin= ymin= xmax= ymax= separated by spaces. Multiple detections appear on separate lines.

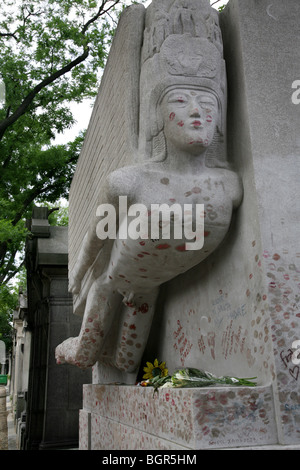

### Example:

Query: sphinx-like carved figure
xmin=55 ymin=0 xmax=242 ymax=377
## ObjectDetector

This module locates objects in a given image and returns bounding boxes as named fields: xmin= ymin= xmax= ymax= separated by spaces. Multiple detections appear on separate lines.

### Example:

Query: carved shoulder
xmin=106 ymin=165 xmax=140 ymax=205
xmin=227 ymin=170 xmax=243 ymax=209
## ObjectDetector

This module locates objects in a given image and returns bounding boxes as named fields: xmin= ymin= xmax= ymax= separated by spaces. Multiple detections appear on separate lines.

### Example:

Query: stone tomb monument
xmin=56 ymin=0 xmax=300 ymax=449
xmin=56 ymin=0 xmax=242 ymax=384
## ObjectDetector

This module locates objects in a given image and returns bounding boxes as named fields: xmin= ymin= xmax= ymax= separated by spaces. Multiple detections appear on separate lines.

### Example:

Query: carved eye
xmin=168 ymin=96 xmax=187 ymax=106
xmin=199 ymin=100 xmax=216 ymax=112
xmin=174 ymin=97 xmax=187 ymax=105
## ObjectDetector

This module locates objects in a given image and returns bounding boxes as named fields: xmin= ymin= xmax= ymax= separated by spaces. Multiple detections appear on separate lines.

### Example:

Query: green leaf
xmin=146 ymin=368 xmax=257 ymax=392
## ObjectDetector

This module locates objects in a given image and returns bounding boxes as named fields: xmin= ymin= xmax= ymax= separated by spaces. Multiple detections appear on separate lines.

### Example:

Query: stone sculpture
xmin=55 ymin=0 xmax=242 ymax=378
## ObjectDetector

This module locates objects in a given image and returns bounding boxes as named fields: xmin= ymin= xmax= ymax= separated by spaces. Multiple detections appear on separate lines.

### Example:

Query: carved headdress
xmin=139 ymin=0 xmax=227 ymax=167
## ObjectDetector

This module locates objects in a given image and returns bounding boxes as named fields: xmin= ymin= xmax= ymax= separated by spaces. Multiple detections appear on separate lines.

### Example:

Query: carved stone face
xmin=161 ymin=88 xmax=218 ymax=154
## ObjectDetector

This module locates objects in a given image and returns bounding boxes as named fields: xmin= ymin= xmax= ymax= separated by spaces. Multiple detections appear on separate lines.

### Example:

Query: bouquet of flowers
xmin=139 ymin=361 xmax=257 ymax=393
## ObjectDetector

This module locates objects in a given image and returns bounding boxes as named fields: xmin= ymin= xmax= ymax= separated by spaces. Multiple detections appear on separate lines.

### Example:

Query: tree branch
xmin=0 ymin=246 xmax=18 ymax=282
xmin=0 ymin=242 xmax=8 ymax=267
xmin=82 ymin=0 xmax=121 ymax=34
xmin=11 ymin=151 xmax=77 ymax=228
xmin=0 ymin=0 xmax=122 ymax=142
xmin=0 ymin=259 xmax=25 ymax=285
xmin=82 ymin=1 xmax=105 ymax=34
xmin=0 ymin=46 xmax=89 ymax=141
xmin=11 ymin=183 xmax=51 ymax=228
xmin=48 ymin=207 xmax=59 ymax=216
xmin=0 ymin=31 xmax=18 ymax=41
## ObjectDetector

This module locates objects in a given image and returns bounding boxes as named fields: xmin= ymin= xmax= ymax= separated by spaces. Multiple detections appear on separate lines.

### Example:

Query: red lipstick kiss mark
xmin=169 ymin=112 xmax=175 ymax=121
xmin=177 ymin=120 xmax=184 ymax=127
xmin=175 ymin=244 xmax=186 ymax=252
xmin=192 ymin=187 xmax=201 ymax=194
xmin=206 ymin=115 xmax=212 ymax=123
xmin=160 ymin=177 xmax=169 ymax=185
xmin=139 ymin=303 xmax=149 ymax=313
xmin=155 ymin=243 xmax=171 ymax=250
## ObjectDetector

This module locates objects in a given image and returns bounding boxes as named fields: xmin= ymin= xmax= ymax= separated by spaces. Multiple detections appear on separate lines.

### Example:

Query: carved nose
xmin=190 ymin=107 xmax=200 ymax=117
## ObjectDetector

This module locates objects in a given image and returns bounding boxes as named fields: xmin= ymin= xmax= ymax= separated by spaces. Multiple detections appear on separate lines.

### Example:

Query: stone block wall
xmin=68 ymin=5 xmax=145 ymax=274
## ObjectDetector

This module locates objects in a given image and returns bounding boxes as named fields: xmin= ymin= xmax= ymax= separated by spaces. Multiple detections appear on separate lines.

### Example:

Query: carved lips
xmin=191 ymin=120 xmax=202 ymax=128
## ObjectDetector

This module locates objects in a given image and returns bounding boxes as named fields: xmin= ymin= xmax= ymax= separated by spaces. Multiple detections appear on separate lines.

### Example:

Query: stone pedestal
xmin=80 ymin=383 xmax=279 ymax=450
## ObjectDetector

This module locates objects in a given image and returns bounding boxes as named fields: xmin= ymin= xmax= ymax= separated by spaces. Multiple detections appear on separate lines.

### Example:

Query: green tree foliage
xmin=43 ymin=202 xmax=69 ymax=226
xmin=0 ymin=266 xmax=27 ymax=352
xmin=0 ymin=283 xmax=18 ymax=352
xmin=0 ymin=0 xmax=128 ymax=286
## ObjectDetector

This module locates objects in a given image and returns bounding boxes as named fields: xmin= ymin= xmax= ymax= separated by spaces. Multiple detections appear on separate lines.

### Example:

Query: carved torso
xmin=102 ymin=163 xmax=242 ymax=298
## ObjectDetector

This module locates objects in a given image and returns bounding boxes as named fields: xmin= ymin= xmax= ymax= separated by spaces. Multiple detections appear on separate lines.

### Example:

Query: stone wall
xmin=68 ymin=5 xmax=145 ymax=274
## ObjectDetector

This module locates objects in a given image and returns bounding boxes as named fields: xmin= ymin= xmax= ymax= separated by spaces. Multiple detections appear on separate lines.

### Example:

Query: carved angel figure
xmin=55 ymin=0 xmax=242 ymax=381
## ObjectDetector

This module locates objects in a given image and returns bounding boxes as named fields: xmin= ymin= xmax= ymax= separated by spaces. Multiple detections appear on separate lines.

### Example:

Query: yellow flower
xmin=143 ymin=359 xmax=168 ymax=380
